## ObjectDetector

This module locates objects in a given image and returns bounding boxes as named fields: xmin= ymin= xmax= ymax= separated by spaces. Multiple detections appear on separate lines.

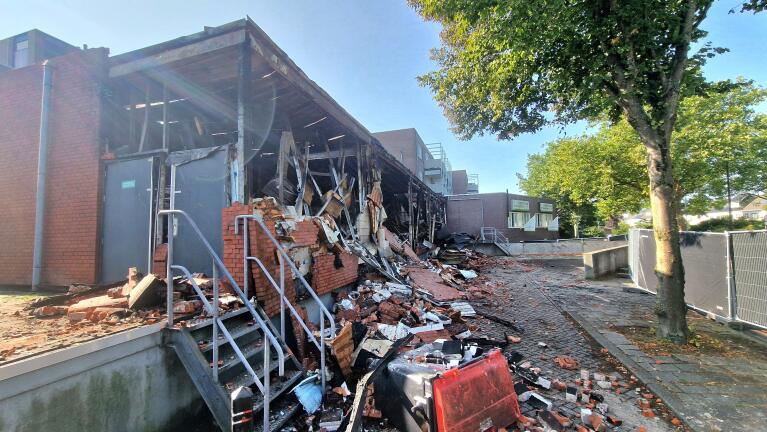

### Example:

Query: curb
xmin=563 ymin=309 xmax=698 ymax=432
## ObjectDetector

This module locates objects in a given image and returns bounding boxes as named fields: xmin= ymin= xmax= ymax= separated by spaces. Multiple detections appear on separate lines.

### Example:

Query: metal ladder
xmin=235 ymin=214 xmax=336 ymax=392
xmin=159 ymin=209 xmax=303 ymax=432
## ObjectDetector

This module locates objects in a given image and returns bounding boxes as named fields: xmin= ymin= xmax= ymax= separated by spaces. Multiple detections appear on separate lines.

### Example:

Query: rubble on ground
xmin=10 ymin=192 xmax=676 ymax=432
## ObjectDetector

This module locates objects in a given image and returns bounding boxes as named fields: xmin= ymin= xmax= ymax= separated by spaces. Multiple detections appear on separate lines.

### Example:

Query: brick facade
xmin=222 ymin=202 xmax=250 ymax=290
xmin=290 ymin=219 xmax=320 ymax=247
xmin=311 ymin=250 xmax=359 ymax=296
xmin=0 ymin=48 xmax=107 ymax=286
xmin=152 ymin=243 xmax=168 ymax=279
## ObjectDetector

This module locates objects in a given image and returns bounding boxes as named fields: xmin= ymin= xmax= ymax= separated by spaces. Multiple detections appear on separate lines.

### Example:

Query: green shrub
xmin=611 ymin=221 xmax=631 ymax=235
xmin=634 ymin=220 xmax=653 ymax=229
xmin=690 ymin=216 xmax=765 ymax=232
xmin=582 ymin=225 xmax=606 ymax=237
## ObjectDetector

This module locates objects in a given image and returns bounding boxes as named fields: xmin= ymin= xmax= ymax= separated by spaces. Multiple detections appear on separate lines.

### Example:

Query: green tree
xmin=672 ymin=81 xmax=767 ymax=216
xmin=519 ymin=81 xmax=767 ymax=228
xmin=519 ymin=123 xmax=647 ymax=224
xmin=520 ymin=151 xmax=599 ymax=238
xmin=409 ymin=0 xmax=761 ymax=342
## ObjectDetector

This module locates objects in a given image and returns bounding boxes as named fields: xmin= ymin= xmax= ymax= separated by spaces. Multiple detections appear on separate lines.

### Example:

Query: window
xmin=14 ymin=36 xmax=29 ymax=68
xmin=511 ymin=199 xmax=530 ymax=211
xmin=743 ymin=211 xmax=761 ymax=220
xmin=508 ymin=212 xmax=530 ymax=228
xmin=537 ymin=213 xmax=553 ymax=228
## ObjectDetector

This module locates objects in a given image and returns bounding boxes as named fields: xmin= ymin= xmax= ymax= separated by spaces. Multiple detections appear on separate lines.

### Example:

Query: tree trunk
xmin=646 ymin=144 xmax=689 ymax=343
xmin=674 ymin=183 xmax=688 ymax=230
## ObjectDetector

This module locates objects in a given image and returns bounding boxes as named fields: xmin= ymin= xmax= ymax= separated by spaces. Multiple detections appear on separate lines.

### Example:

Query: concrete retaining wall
xmin=484 ymin=239 xmax=627 ymax=256
xmin=583 ymin=245 xmax=629 ymax=279
xmin=0 ymin=324 xmax=205 ymax=432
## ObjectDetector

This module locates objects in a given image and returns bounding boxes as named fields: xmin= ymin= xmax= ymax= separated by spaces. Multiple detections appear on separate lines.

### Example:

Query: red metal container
xmin=432 ymin=349 xmax=521 ymax=432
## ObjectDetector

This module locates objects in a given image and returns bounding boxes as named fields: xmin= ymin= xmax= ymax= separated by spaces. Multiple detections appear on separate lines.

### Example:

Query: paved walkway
xmin=473 ymin=259 xmax=677 ymax=431
xmin=513 ymin=256 xmax=767 ymax=432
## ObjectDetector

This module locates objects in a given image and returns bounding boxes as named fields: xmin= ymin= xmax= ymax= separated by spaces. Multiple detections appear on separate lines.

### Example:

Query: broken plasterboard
xmin=450 ymin=301 xmax=477 ymax=317
xmin=377 ymin=322 xmax=410 ymax=341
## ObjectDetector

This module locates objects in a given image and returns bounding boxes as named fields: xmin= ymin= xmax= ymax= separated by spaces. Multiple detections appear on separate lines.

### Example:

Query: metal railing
xmin=159 ymin=209 xmax=284 ymax=432
xmin=481 ymin=227 xmax=509 ymax=244
xmin=235 ymin=214 xmax=336 ymax=392
xmin=629 ymin=228 xmax=767 ymax=330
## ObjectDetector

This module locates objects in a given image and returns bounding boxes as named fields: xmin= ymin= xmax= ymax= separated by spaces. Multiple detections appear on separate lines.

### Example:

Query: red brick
xmin=311 ymin=250 xmax=358 ymax=296
xmin=0 ymin=49 xmax=108 ymax=286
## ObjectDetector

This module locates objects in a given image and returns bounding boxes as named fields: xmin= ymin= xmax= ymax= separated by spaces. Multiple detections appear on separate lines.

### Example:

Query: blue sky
xmin=3 ymin=0 xmax=766 ymax=193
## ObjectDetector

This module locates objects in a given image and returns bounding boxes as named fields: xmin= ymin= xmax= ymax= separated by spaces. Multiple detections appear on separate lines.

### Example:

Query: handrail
xmin=235 ymin=214 xmax=336 ymax=392
xmin=481 ymin=226 xmax=508 ymax=244
xmin=248 ymin=256 xmax=323 ymax=350
xmin=159 ymin=209 xmax=286 ymax=377
xmin=169 ymin=264 xmax=266 ymax=393
xmin=235 ymin=214 xmax=336 ymax=334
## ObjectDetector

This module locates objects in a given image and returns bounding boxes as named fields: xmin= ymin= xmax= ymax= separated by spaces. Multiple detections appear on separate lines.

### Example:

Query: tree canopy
xmin=410 ymin=0 xmax=716 ymax=143
xmin=409 ymin=0 xmax=763 ymax=342
xmin=519 ymin=81 xmax=767 ymax=221
xmin=519 ymin=120 xmax=647 ymax=221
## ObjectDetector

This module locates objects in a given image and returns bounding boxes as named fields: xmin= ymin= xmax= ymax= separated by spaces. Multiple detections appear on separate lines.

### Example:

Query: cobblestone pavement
xmin=472 ymin=258 xmax=677 ymax=432
xmin=511 ymin=256 xmax=767 ymax=432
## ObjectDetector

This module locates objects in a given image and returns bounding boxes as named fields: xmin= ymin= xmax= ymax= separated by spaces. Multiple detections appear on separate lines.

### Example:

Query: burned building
xmin=0 ymin=18 xmax=445 ymax=289
xmin=0 ymin=18 xmax=456 ymax=431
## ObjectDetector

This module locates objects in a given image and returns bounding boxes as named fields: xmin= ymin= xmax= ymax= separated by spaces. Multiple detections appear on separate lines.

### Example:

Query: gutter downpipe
xmin=31 ymin=61 xmax=53 ymax=291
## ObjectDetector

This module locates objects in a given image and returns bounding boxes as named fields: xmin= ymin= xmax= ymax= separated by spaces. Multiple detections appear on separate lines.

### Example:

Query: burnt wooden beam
xmin=110 ymin=29 xmax=247 ymax=78
xmin=235 ymin=38 xmax=252 ymax=203
xmin=246 ymin=24 xmax=373 ymax=145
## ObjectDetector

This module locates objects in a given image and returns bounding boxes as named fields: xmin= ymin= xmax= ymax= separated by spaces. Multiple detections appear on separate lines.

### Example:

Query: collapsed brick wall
xmin=291 ymin=219 xmax=320 ymax=247
xmin=311 ymin=250 xmax=359 ymax=296
xmin=222 ymin=202 xmax=250 ymax=289
xmin=221 ymin=204 xmax=360 ymax=317
xmin=221 ymin=203 xmax=300 ymax=317
xmin=0 ymin=48 xmax=108 ymax=286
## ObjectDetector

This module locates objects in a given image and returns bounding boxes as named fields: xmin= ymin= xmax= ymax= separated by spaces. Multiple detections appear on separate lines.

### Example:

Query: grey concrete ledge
xmin=0 ymin=323 xmax=164 ymax=400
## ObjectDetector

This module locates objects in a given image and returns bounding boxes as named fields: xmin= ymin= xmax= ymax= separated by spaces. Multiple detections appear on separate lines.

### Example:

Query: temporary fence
xmin=628 ymin=228 xmax=767 ymax=329
xmin=729 ymin=230 xmax=767 ymax=328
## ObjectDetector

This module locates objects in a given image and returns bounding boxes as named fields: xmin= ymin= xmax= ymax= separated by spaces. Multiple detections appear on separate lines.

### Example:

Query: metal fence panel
xmin=629 ymin=229 xmax=657 ymax=294
xmin=628 ymin=229 xmax=731 ymax=320
xmin=730 ymin=230 xmax=767 ymax=328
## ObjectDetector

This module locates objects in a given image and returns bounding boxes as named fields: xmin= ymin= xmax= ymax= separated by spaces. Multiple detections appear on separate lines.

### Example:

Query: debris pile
xmin=282 ymin=227 xmax=676 ymax=432
xmin=21 ymin=267 xmax=237 ymax=333
xmin=277 ymin=225 xmax=536 ymax=431
xmin=24 ymin=268 xmax=170 ymax=325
